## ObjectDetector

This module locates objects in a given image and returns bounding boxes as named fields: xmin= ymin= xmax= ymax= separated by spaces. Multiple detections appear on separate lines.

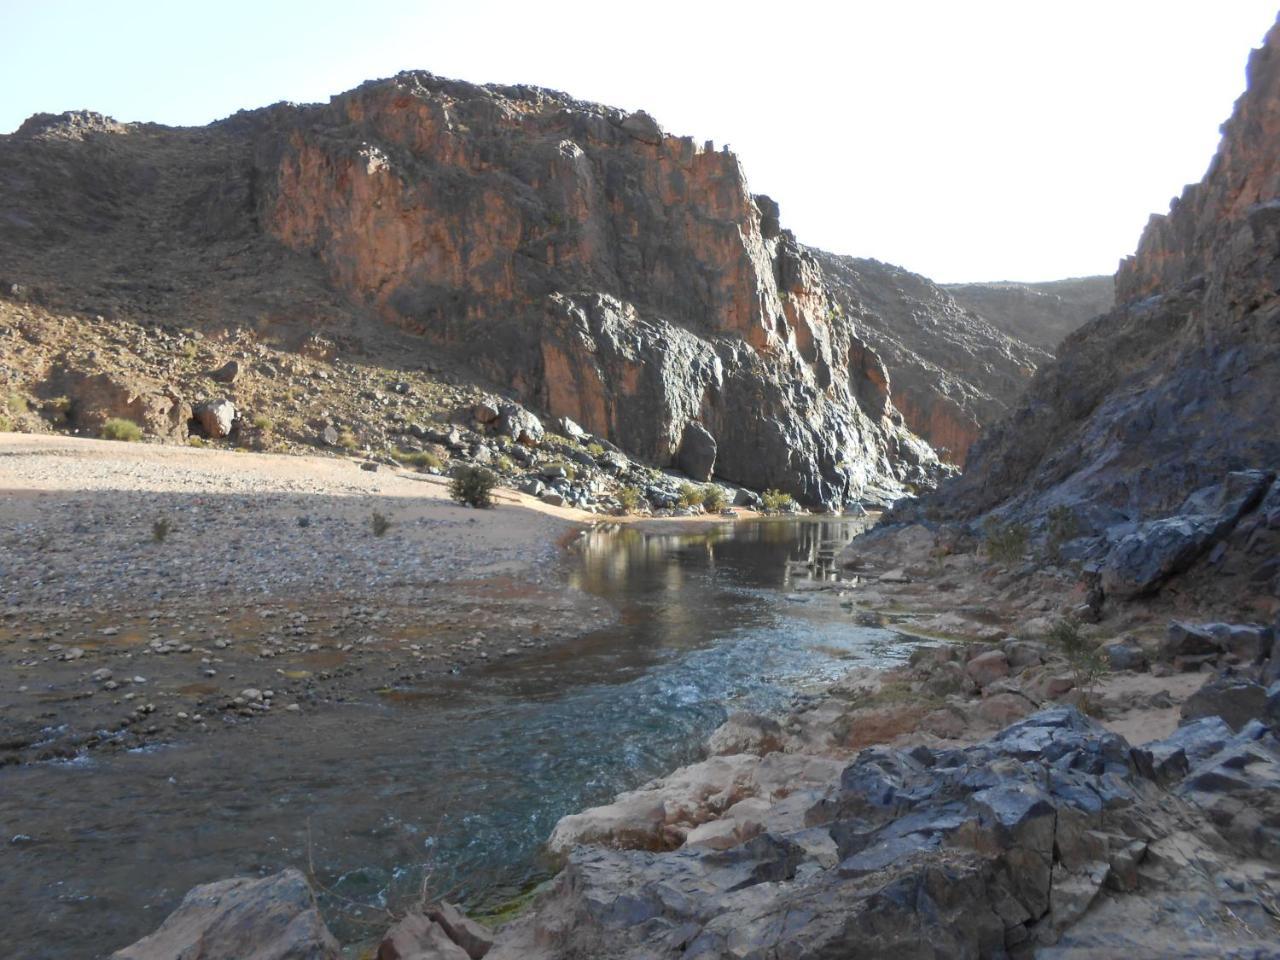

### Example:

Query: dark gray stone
xmin=675 ymin=421 xmax=716 ymax=482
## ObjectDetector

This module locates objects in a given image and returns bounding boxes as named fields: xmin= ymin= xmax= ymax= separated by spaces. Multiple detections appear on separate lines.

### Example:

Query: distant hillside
xmin=944 ymin=276 xmax=1113 ymax=352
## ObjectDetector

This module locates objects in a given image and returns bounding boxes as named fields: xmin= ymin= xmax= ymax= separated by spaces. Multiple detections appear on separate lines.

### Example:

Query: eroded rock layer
xmin=816 ymin=252 xmax=1049 ymax=466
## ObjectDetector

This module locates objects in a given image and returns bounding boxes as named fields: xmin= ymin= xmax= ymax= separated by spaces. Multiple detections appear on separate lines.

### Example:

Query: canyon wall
xmin=815 ymin=252 xmax=1048 ymax=466
xmin=944 ymin=276 xmax=1112 ymax=352
xmin=916 ymin=16 xmax=1280 ymax=530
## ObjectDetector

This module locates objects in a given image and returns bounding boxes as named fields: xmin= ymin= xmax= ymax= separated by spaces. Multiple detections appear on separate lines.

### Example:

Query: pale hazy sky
xmin=3 ymin=1 xmax=1276 ymax=282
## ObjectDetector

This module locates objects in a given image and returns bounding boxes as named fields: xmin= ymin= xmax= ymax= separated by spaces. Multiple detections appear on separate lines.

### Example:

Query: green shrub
xmin=1045 ymin=618 xmax=1107 ymax=713
xmin=152 ymin=517 xmax=173 ymax=543
xmin=371 ymin=511 xmax=391 ymax=536
xmin=102 ymin=418 xmax=143 ymax=442
xmin=494 ymin=454 xmax=515 ymax=474
xmin=702 ymin=486 xmax=727 ymax=512
xmin=1044 ymin=505 xmax=1079 ymax=563
xmin=616 ymin=485 xmax=643 ymax=513
xmin=391 ymin=447 xmax=444 ymax=471
xmin=450 ymin=465 xmax=498 ymax=509
xmin=251 ymin=414 xmax=274 ymax=433
xmin=677 ymin=482 xmax=703 ymax=508
xmin=337 ymin=428 xmax=359 ymax=451
xmin=983 ymin=517 xmax=1028 ymax=565
xmin=0 ymin=414 xmax=11 ymax=432
xmin=761 ymin=488 xmax=796 ymax=512
xmin=586 ymin=442 xmax=606 ymax=458
xmin=187 ymin=436 xmax=206 ymax=447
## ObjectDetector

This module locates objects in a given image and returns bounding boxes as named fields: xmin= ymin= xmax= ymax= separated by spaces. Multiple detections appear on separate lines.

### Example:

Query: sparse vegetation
xmin=617 ymin=485 xmax=643 ymax=513
xmin=450 ymin=465 xmax=498 ymax=509
xmin=982 ymin=517 xmax=1028 ymax=565
xmin=152 ymin=517 xmax=173 ymax=543
xmin=702 ymin=485 xmax=727 ymax=512
xmin=586 ymin=442 xmax=606 ymax=458
xmin=187 ymin=436 xmax=206 ymax=447
xmin=1 ymin=391 xmax=28 ymax=430
xmin=1044 ymin=505 xmax=1080 ymax=563
xmin=251 ymin=414 xmax=274 ymax=433
xmin=1045 ymin=617 xmax=1107 ymax=713
xmin=336 ymin=428 xmax=359 ymax=451
xmin=545 ymin=461 xmax=576 ymax=481
xmin=677 ymin=482 xmax=704 ymax=508
xmin=391 ymin=447 xmax=444 ymax=471
xmin=761 ymin=488 xmax=796 ymax=512
xmin=494 ymin=454 xmax=515 ymax=474
xmin=102 ymin=417 xmax=143 ymax=442
xmin=371 ymin=511 xmax=392 ymax=536
xmin=180 ymin=341 xmax=198 ymax=360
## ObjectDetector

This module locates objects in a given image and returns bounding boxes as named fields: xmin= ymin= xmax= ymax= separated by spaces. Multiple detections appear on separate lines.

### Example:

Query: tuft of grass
xmin=180 ymin=341 xmax=198 ymax=360
xmin=677 ymin=482 xmax=703 ymax=508
xmin=450 ymin=465 xmax=498 ymax=509
xmin=617 ymin=485 xmax=643 ymax=513
xmin=187 ymin=436 xmax=206 ymax=447
xmin=152 ymin=517 xmax=173 ymax=543
xmin=983 ymin=517 xmax=1029 ymax=566
xmin=391 ymin=447 xmax=443 ymax=471
xmin=494 ymin=453 xmax=515 ymax=474
xmin=1045 ymin=617 xmax=1107 ymax=714
xmin=586 ymin=442 xmax=606 ymax=458
xmin=337 ymin=428 xmax=359 ymax=451
xmin=702 ymin=486 xmax=727 ymax=512
xmin=102 ymin=417 xmax=143 ymax=442
xmin=761 ymin=488 xmax=796 ymax=512
xmin=251 ymin=414 xmax=274 ymax=433
xmin=371 ymin=511 xmax=391 ymax=537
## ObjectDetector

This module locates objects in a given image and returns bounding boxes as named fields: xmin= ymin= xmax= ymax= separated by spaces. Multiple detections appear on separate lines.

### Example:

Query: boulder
xmin=207 ymin=359 xmax=241 ymax=383
xmin=706 ymin=713 xmax=786 ymax=757
xmin=496 ymin=404 xmax=542 ymax=446
xmin=425 ymin=902 xmax=493 ymax=959
xmin=965 ymin=650 xmax=1010 ymax=688
xmin=556 ymin=416 xmax=587 ymax=441
xmin=1180 ymin=672 xmax=1269 ymax=731
xmin=675 ymin=421 xmax=717 ymax=482
xmin=1103 ymin=638 xmax=1149 ymax=672
xmin=471 ymin=401 xmax=500 ymax=424
xmin=111 ymin=868 xmax=339 ymax=960
xmin=195 ymin=398 xmax=236 ymax=438
xmin=48 ymin=366 xmax=190 ymax=440
xmin=377 ymin=912 xmax=468 ymax=960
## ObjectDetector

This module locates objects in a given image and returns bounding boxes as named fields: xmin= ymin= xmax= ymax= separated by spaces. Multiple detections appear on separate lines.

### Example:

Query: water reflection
xmin=2 ymin=517 xmax=906 ymax=960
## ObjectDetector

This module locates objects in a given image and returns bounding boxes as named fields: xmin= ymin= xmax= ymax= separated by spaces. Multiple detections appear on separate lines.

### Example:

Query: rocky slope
xmin=902 ymin=16 xmax=1280 ymax=606
xmin=815 ymin=252 xmax=1050 ymax=466
xmin=0 ymin=79 xmax=943 ymax=508
xmin=945 ymin=276 xmax=1113 ymax=352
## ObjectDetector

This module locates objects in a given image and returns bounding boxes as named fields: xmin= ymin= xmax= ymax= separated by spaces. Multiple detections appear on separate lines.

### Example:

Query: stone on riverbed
xmin=110 ymin=868 xmax=339 ymax=960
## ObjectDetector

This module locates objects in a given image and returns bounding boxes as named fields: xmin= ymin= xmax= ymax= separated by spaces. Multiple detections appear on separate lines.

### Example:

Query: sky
xmin=2 ymin=1 xmax=1276 ymax=282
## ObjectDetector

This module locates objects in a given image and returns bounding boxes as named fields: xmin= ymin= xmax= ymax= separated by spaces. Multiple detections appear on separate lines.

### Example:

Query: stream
xmin=2 ymin=517 xmax=924 ymax=959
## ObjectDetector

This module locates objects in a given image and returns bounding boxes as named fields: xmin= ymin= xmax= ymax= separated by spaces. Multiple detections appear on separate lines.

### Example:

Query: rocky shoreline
xmin=103 ymin=526 xmax=1280 ymax=958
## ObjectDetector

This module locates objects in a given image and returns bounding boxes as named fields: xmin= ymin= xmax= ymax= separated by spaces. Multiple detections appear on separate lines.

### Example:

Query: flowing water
xmin=2 ymin=518 xmax=923 ymax=959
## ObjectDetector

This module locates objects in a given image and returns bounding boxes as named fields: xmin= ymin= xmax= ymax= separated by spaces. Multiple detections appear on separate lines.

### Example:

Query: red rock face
xmin=251 ymin=73 xmax=941 ymax=503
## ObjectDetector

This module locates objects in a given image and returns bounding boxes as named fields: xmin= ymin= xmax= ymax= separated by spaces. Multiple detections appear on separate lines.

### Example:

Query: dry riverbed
xmin=0 ymin=434 xmax=616 ymax=765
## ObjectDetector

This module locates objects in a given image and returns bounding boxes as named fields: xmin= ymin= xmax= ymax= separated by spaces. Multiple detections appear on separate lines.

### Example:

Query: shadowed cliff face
xmin=0 ymin=76 xmax=943 ymax=507
xmin=248 ymin=73 xmax=941 ymax=505
xmin=916 ymin=16 xmax=1280 ymax=529
xmin=815 ymin=253 xmax=1049 ymax=467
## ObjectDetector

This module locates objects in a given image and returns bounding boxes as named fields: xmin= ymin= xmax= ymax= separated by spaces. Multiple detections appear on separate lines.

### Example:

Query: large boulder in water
xmin=111 ymin=868 xmax=339 ymax=960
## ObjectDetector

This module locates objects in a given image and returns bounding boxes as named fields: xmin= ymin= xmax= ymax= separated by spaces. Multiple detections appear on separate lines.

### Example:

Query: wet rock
xmin=111 ymin=868 xmax=339 ymax=960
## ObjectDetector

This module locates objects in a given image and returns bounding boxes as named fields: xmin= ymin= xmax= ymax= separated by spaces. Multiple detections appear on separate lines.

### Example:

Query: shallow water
xmin=2 ymin=518 xmax=922 ymax=959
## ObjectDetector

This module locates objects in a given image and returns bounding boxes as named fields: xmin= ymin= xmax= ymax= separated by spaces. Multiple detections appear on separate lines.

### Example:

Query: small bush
xmin=450 ymin=465 xmax=498 ymax=509
xmin=1045 ymin=617 xmax=1107 ymax=713
xmin=983 ymin=517 xmax=1028 ymax=565
xmin=617 ymin=485 xmax=643 ymax=513
xmin=1044 ymin=505 xmax=1079 ymax=563
xmin=494 ymin=454 xmax=515 ymax=474
xmin=761 ymin=488 xmax=796 ymax=512
xmin=251 ymin=415 xmax=274 ymax=433
xmin=152 ymin=518 xmax=173 ymax=543
xmin=102 ymin=418 xmax=143 ymax=442
xmin=586 ymin=442 xmax=606 ymax=458
xmin=371 ymin=511 xmax=391 ymax=536
xmin=180 ymin=342 xmax=198 ymax=360
xmin=702 ymin=486 xmax=727 ymax=512
xmin=337 ymin=429 xmax=359 ymax=451
xmin=391 ymin=447 xmax=443 ymax=471
xmin=677 ymin=482 xmax=703 ymax=508
xmin=187 ymin=436 xmax=206 ymax=447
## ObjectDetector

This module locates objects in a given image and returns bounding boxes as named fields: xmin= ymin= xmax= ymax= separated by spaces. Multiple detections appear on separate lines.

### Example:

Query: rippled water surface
xmin=3 ymin=518 xmax=922 ymax=959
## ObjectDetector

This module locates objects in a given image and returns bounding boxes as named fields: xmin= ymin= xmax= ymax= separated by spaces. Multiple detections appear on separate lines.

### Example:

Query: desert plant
xmin=677 ymin=482 xmax=703 ymax=508
xmin=391 ymin=447 xmax=444 ymax=471
xmin=450 ymin=465 xmax=498 ymax=509
xmin=180 ymin=341 xmax=198 ymax=360
xmin=252 ymin=414 xmax=275 ymax=433
xmin=702 ymin=485 xmax=727 ymax=512
xmin=982 ymin=517 xmax=1028 ymax=565
xmin=337 ymin=428 xmax=359 ymax=451
xmin=585 ymin=442 xmax=606 ymax=458
xmin=187 ymin=436 xmax=206 ymax=447
xmin=1045 ymin=617 xmax=1107 ymax=713
xmin=494 ymin=454 xmax=515 ymax=474
xmin=616 ymin=485 xmax=643 ymax=513
xmin=152 ymin=517 xmax=173 ymax=543
xmin=761 ymin=488 xmax=796 ymax=512
xmin=371 ymin=511 xmax=392 ymax=536
xmin=1044 ymin=505 xmax=1080 ymax=563
xmin=102 ymin=417 xmax=143 ymax=442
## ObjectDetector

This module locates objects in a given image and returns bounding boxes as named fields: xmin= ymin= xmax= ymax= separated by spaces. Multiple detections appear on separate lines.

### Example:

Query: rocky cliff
xmin=815 ymin=252 xmax=1049 ymax=466
xmin=0 ymin=77 xmax=942 ymax=507
xmin=944 ymin=276 xmax=1113 ymax=352
xmin=915 ymin=18 xmax=1280 ymax=528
